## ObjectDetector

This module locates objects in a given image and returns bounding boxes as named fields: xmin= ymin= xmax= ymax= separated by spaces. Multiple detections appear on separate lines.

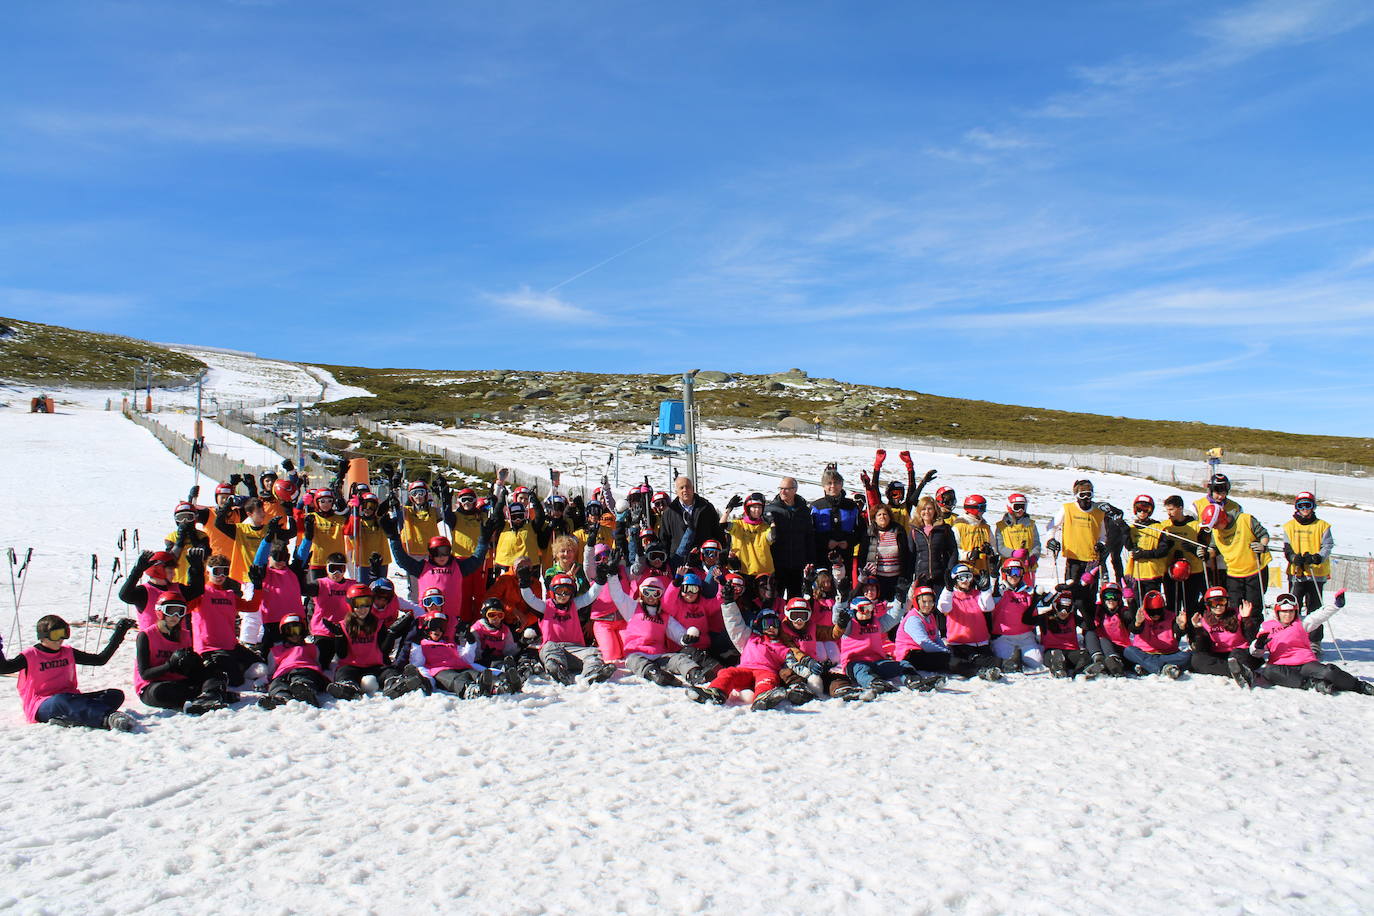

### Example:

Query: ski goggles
xmin=680 ymin=584 xmax=701 ymax=596
xmin=645 ymin=550 xmax=667 ymax=564
xmin=421 ymin=594 xmax=445 ymax=608
xmin=954 ymin=571 xmax=975 ymax=582
xmin=1002 ymin=566 xmax=1024 ymax=577
xmin=44 ymin=626 xmax=70 ymax=642
xmin=1295 ymin=499 xmax=1315 ymax=511
xmin=208 ymin=566 xmax=230 ymax=578
xmin=1205 ymin=594 xmax=1229 ymax=607
xmin=409 ymin=488 xmax=429 ymax=500
xmin=1008 ymin=500 xmax=1027 ymax=511
xmin=281 ymin=622 xmax=307 ymax=638
xmin=638 ymin=584 xmax=664 ymax=599
xmin=174 ymin=511 xmax=196 ymax=524
xmin=699 ymin=545 xmax=721 ymax=556
xmin=350 ymin=596 xmax=375 ymax=608
xmin=325 ymin=563 xmax=347 ymax=574
xmin=1274 ymin=594 xmax=1300 ymax=612
xmin=159 ymin=603 xmax=188 ymax=618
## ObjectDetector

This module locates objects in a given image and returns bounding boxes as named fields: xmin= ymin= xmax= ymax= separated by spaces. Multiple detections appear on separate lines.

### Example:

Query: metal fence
xmin=123 ymin=408 xmax=255 ymax=485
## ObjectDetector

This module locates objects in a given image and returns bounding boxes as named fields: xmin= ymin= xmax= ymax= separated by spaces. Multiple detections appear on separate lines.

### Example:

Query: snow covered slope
xmin=3 ymin=407 xmax=1374 ymax=913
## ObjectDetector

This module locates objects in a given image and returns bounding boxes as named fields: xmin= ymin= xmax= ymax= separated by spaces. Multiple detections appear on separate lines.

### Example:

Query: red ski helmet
xmin=1133 ymin=494 xmax=1154 ymax=510
xmin=428 ymin=535 xmax=451 ymax=554
xmin=1007 ymin=493 xmax=1028 ymax=512
xmin=1200 ymin=504 xmax=1229 ymax=529
xmin=346 ymin=584 xmax=374 ymax=605
xmin=1204 ymin=586 xmax=1228 ymax=607
xmin=272 ymin=479 xmax=297 ymax=502
xmin=1169 ymin=559 xmax=1192 ymax=582
xmin=936 ymin=486 xmax=956 ymax=507
xmin=1142 ymin=591 xmax=1167 ymax=612
xmin=963 ymin=494 xmax=987 ymax=516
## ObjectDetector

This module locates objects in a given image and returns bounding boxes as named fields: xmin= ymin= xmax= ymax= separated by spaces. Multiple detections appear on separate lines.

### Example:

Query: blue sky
xmin=3 ymin=1 xmax=1373 ymax=436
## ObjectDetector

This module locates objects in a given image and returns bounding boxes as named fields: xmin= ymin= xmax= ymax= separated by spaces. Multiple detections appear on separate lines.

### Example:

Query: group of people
xmin=1 ymin=449 xmax=1362 ymax=730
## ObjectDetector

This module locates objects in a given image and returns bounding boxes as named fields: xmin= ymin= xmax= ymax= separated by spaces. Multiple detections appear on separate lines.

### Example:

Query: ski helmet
xmin=963 ymin=494 xmax=987 ymax=516
xmin=1294 ymin=492 xmax=1316 ymax=510
xmin=1132 ymin=494 xmax=1154 ymax=510
xmin=214 ymin=481 xmax=235 ymax=501
xmin=699 ymin=539 xmax=723 ymax=556
xmin=636 ymin=576 xmax=666 ymax=599
xmin=505 ymin=501 xmax=526 ymax=521
xmin=752 ymin=610 xmax=782 ymax=634
xmin=1007 ymin=493 xmax=1028 ymax=513
xmin=1053 ymin=590 xmax=1075 ymax=611
xmin=545 ymin=493 xmax=567 ymax=512
xmin=643 ymin=540 xmax=668 ymax=564
xmin=1169 ymin=559 xmax=1192 ymax=582
xmin=421 ymin=612 xmax=448 ymax=635
xmin=1208 ymin=473 xmax=1230 ymax=492
xmin=1200 ymin=504 xmax=1228 ymax=529
xmin=455 ymin=487 xmax=477 ymax=504
xmin=280 ymin=614 xmax=306 ymax=639
xmin=784 ymin=597 xmax=812 ymax=625
xmin=358 ymin=492 xmax=379 ymax=512
xmin=427 ymin=535 xmax=451 ymax=555
xmin=272 ymin=479 xmax=297 ymax=502
xmin=951 ymin=563 xmax=974 ymax=582
xmin=36 ymin=614 xmax=70 ymax=642
xmin=911 ymin=585 xmax=936 ymax=606
xmin=722 ymin=571 xmax=747 ymax=595
xmin=147 ymin=551 xmax=177 ymax=575
xmin=548 ymin=573 xmax=576 ymax=596
xmin=849 ymin=596 xmax=875 ymax=619
xmin=651 ymin=490 xmax=669 ymax=508
xmin=1203 ymin=586 xmax=1228 ymax=607
xmin=173 ymin=501 xmax=197 ymax=523
xmin=369 ymin=578 xmax=395 ymax=595
xmin=481 ymin=598 xmax=505 ymax=623
xmin=679 ymin=571 xmax=702 ymax=593
xmin=345 ymin=583 xmax=373 ymax=606
xmin=1142 ymin=591 xmax=1167 ymax=612
xmin=885 ymin=480 xmax=906 ymax=498
xmin=1099 ymin=582 xmax=1122 ymax=602
xmin=408 ymin=480 xmax=428 ymax=497
xmin=315 ymin=489 xmax=335 ymax=507
xmin=155 ymin=592 xmax=188 ymax=617
xmin=420 ymin=587 xmax=445 ymax=608
xmin=1274 ymin=593 xmax=1300 ymax=614
xmin=936 ymin=486 xmax=956 ymax=508
xmin=744 ymin=492 xmax=766 ymax=511
xmin=1000 ymin=558 xmax=1025 ymax=578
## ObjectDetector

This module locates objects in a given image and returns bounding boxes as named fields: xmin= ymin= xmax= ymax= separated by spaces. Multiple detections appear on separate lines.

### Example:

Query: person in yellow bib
xmin=213 ymin=497 xmax=280 ymax=583
xmin=724 ymin=492 xmax=776 ymax=577
xmin=302 ymin=488 xmax=349 ymax=573
xmin=1200 ymin=503 xmax=1268 ymax=611
xmin=1045 ymin=479 xmax=1107 ymax=614
xmin=1158 ymin=495 xmax=1206 ymax=614
xmin=951 ymin=494 xmax=995 ymax=574
xmin=994 ymin=493 xmax=1041 ymax=584
xmin=1125 ymin=495 xmax=1172 ymax=599
xmin=1283 ymin=491 xmax=1334 ymax=645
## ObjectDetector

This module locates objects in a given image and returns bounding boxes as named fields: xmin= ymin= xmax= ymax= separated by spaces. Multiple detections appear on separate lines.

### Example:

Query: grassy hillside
xmin=318 ymin=365 xmax=1374 ymax=469
xmin=0 ymin=315 xmax=207 ymax=389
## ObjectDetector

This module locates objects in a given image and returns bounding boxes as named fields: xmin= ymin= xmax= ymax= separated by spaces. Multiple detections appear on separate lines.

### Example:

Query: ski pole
xmin=117 ymin=530 xmax=128 ymax=572
xmin=100 ymin=557 xmax=122 ymax=624
xmin=7 ymin=548 xmax=34 ymax=650
xmin=82 ymin=554 xmax=99 ymax=669
xmin=4 ymin=548 xmax=18 ymax=653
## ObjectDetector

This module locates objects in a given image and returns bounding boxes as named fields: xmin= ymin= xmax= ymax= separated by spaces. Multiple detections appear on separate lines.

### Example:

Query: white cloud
xmin=484 ymin=286 xmax=594 ymax=322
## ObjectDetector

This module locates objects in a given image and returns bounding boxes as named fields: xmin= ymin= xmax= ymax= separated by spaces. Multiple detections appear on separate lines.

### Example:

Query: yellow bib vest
xmin=1211 ymin=515 xmax=1260 ymax=578
xmin=1283 ymin=518 xmax=1332 ymax=577
xmin=1060 ymin=502 xmax=1104 ymax=561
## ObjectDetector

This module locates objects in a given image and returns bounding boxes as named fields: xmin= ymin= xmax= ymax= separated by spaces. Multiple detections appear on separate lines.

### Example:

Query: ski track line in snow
xmin=3 ymin=408 xmax=1374 ymax=913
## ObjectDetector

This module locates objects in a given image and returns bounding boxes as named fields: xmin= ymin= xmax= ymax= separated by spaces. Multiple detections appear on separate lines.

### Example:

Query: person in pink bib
xmin=1025 ymin=589 xmax=1104 ymax=679
xmin=937 ymin=563 xmax=1015 ymax=677
xmin=518 ymin=556 xmax=614 ymax=685
xmin=135 ymin=593 xmax=235 ymax=714
xmin=1185 ymin=586 xmax=1262 ymax=688
xmin=1122 ymin=591 xmax=1191 ymax=679
xmin=686 ymin=601 xmax=791 ymax=710
xmin=257 ymin=614 xmax=329 ymax=709
xmin=604 ymin=574 xmax=709 ymax=688
xmin=988 ymin=558 xmax=1042 ymax=671
xmin=1 ymin=614 xmax=135 ymax=730
xmin=1254 ymin=591 xmax=1370 ymax=695
xmin=1082 ymin=579 xmax=1132 ymax=676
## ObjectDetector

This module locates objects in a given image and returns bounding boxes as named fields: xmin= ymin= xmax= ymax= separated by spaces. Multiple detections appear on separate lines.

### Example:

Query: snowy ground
xmin=2 ymin=406 xmax=1374 ymax=913
xmin=396 ymin=420 xmax=1374 ymax=558
xmin=0 ymin=345 xmax=369 ymax=413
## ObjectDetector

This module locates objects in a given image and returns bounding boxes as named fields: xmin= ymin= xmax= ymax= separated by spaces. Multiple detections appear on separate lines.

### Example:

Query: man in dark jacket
xmin=765 ymin=477 xmax=813 ymax=599
xmin=810 ymin=464 xmax=862 ymax=571
xmin=660 ymin=476 xmax=724 ymax=565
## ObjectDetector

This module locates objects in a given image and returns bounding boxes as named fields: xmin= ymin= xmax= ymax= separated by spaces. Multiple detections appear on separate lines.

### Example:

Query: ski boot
xmin=751 ymin=687 xmax=788 ymax=711
xmin=684 ymin=666 xmax=709 ymax=686
xmin=685 ymin=685 xmax=727 ymax=705
xmin=1313 ymin=679 xmax=1336 ymax=696
xmin=868 ymin=678 xmax=898 ymax=695
xmin=257 ymin=693 xmax=287 ymax=710
xmin=978 ymin=667 xmax=1003 ymax=682
xmin=1047 ymin=649 xmax=1069 ymax=679
xmin=645 ymin=662 xmax=678 ymax=687
xmin=833 ymin=683 xmax=865 ymax=702
xmin=1003 ymin=646 xmax=1024 ymax=673
xmin=1103 ymin=654 xmax=1125 ymax=677
xmin=1160 ymin=664 xmax=1182 ymax=680
xmin=1227 ymin=657 xmax=1255 ymax=690
xmin=327 ymin=681 xmax=363 ymax=701
xmin=543 ymin=656 xmax=576 ymax=686
xmin=289 ymin=681 xmax=322 ymax=706
xmin=103 ymin=711 xmax=135 ymax=732
xmin=785 ymin=683 xmax=813 ymax=706
xmin=584 ymin=663 xmax=617 ymax=684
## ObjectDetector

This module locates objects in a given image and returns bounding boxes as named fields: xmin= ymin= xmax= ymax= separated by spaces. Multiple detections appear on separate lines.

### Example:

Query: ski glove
xmin=833 ymin=607 xmax=852 ymax=630
xmin=1046 ymin=539 xmax=1061 ymax=554
xmin=975 ymin=572 xmax=992 ymax=592
xmin=724 ymin=494 xmax=743 ymax=512
xmin=1250 ymin=541 xmax=1264 ymax=554
xmin=680 ymin=629 xmax=700 ymax=646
